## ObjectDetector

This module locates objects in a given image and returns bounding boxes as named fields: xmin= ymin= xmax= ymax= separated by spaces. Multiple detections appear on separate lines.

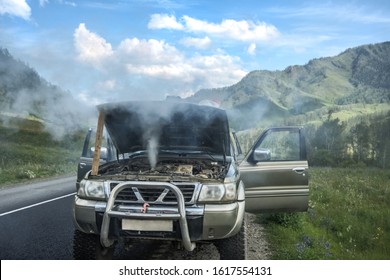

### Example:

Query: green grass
xmin=0 ymin=141 xmax=79 ymax=185
xmin=259 ymin=167 xmax=390 ymax=259
xmin=331 ymin=103 xmax=390 ymax=122
xmin=0 ymin=117 xmax=84 ymax=186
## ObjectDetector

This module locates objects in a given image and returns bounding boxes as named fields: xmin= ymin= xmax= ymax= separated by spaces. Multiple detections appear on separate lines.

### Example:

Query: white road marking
xmin=0 ymin=192 xmax=76 ymax=217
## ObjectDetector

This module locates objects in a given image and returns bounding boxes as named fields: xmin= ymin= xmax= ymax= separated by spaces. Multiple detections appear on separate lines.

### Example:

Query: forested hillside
xmin=188 ymin=42 xmax=390 ymax=168
xmin=0 ymin=48 xmax=92 ymax=138
xmin=0 ymin=48 xmax=87 ymax=184
xmin=188 ymin=42 xmax=390 ymax=128
xmin=1 ymin=42 xmax=390 ymax=172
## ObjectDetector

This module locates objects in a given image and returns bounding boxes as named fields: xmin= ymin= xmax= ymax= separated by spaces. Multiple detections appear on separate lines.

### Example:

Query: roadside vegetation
xmin=0 ymin=116 xmax=84 ymax=186
xmin=238 ymin=107 xmax=390 ymax=259
xmin=259 ymin=167 xmax=390 ymax=259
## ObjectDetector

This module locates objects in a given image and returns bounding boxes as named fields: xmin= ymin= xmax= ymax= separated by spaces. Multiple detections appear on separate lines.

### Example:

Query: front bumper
xmin=73 ymin=181 xmax=245 ymax=251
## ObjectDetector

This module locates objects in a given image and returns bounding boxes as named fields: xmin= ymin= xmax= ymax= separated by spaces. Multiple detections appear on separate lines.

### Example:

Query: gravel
xmin=156 ymin=213 xmax=271 ymax=260
xmin=245 ymin=213 xmax=272 ymax=260
xmin=112 ymin=213 xmax=271 ymax=260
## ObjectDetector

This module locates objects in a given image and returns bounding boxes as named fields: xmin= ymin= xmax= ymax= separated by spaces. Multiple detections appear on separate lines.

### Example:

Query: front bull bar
xmin=100 ymin=181 xmax=196 ymax=251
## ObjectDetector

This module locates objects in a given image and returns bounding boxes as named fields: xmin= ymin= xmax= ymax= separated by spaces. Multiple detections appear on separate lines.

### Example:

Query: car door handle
xmin=293 ymin=167 xmax=306 ymax=174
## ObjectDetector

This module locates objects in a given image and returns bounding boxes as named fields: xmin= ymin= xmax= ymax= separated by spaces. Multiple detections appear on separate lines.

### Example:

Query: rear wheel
xmin=214 ymin=217 xmax=247 ymax=260
xmin=73 ymin=229 xmax=115 ymax=260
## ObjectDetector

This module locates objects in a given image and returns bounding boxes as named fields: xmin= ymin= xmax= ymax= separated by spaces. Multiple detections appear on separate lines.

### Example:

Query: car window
xmin=82 ymin=129 xmax=117 ymax=161
xmin=255 ymin=130 xmax=300 ymax=161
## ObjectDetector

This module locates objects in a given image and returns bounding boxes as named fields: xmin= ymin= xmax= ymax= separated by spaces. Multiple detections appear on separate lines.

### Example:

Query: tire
xmin=73 ymin=229 xmax=115 ymax=260
xmin=214 ymin=216 xmax=247 ymax=260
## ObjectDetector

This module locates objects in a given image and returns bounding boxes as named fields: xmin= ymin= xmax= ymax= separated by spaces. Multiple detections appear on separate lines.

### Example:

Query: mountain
xmin=2 ymin=42 xmax=390 ymax=134
xmin=0 ymin=48 xmax=92 ymax=138
xmin=187 ymin=41 xmax=390 ymax=129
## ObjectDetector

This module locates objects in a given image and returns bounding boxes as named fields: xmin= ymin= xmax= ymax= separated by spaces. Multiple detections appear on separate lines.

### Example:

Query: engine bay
xmin=97 ymin=157 xmax=227 ymax=181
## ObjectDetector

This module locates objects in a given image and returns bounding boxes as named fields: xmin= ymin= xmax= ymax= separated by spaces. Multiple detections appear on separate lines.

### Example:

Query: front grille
xmin=163 ymin=185 xmax=195 ymax=202
xmin=110 ymin=182 xmax=197 ymax=204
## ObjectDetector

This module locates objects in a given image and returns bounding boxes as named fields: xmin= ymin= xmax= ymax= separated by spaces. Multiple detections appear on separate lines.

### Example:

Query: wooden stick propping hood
xmin=91 ymin=111 xmax=104 ymax=176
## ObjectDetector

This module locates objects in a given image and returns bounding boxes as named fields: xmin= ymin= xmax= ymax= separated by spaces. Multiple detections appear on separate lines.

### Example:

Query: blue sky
xmin=1 ymin=0 xmax=389 ymax=103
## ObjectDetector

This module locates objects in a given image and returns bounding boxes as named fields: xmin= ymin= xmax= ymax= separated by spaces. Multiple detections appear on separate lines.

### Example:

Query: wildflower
xmin=324 ymin=241 xmax=331 ymax=250
xmin=296 ymin=242 xmax=306 ymax=254
xmin=303 ymin=235 xmax=313 ymax=247
xmin=322 ymin=240 xmax=332 ymax=258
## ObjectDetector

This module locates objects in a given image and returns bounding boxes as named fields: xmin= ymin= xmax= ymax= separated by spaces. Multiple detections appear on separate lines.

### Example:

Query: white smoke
xmin=0 ymin=48 xmax=96 ymax=140
xmin=103 ymin=101 xmax=228 ymax=169
xmin=147 ymin=136 xmax=159 ymax=169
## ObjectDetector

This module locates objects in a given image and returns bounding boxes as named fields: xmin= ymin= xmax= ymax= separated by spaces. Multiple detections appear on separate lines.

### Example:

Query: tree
xmin=311 ymin=117 xmax=346 ymax=166
xmin=371 ymin=113 xmax=390 ymax=169
xmin=349 ymin=120 xmax=370 ymax=164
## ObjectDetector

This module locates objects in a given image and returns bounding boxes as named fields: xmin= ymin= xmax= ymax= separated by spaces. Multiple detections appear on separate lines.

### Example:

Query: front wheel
xmin=73 ymin=229 xmax=115 ymax=260
xmin=214 ymin=216 xmax=247 ymax=260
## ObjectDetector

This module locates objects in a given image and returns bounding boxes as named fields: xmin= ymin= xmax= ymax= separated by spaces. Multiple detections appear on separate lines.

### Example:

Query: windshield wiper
xmin=127 ymin=150 xmax=148 ymax=158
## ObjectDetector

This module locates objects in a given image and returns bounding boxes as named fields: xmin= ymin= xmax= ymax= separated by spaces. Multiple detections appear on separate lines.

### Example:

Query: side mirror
xmin=253 ymin=148 xmax=271 ymax=162
xmin=90 ymin=147 xmax=108 ymax=160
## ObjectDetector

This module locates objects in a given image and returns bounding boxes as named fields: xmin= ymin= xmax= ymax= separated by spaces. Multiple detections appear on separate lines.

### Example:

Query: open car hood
xmin=97 ymin=101 xmax=231 ymax=156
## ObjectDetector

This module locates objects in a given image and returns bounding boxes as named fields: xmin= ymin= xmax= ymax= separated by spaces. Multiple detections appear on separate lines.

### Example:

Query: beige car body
xmin=72 ymin=102 xmax=308 ymax=259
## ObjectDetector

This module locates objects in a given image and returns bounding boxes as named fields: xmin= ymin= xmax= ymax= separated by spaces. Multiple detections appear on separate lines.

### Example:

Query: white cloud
xmin=148 ymin=14 xmax=280 ymax=43
xmin=97 ymin=79 xmax=117 ymax=91
xmin=190 ymin=54 xmax=247 ymax=87
xmin=180 ymin=36 xmax=211 ymax=49
xmin=119 ymin=40 xmax=245 ymax=85
xmin=73 ymin=24 xmax=247 ymax=99
xmin=247 ymin=43 xmax=256 ymax=55
xmin=148 ymin=14 xmax=184 ymax=30
xmin=74 ymin=23 xmax=113 ymax=66
xmin=118 ymin=38 xmax=183 ymax=64
xmin=0 ymin=0 xmax=31 ymax=20
xmin=182 ymin=16 xmax=279 ymax=42
xmin=126 ymin=64 xmax=190 ymax=80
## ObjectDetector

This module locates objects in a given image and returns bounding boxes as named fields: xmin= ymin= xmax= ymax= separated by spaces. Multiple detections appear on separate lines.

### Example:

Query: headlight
xmin=78 ymin=180 xmax=105 ymax=200
xmin=198 ymin=182 xmax=237 ymax=202
xmin=224 ymin=183 xmax=236 ymax=200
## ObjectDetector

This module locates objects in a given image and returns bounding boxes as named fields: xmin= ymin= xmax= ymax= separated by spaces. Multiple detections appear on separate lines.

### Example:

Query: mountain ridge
xmin=186 ymin=41 xmax=390 ymax=129
xmin=1 ymin=42 xmax=390 ymax=133
xmin=0 ymin=48 xmax=92 ymax=138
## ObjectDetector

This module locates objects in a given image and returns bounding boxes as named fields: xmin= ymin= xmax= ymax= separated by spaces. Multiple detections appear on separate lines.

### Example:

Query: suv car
xmin=73 ymin=101 xmax=308 ymax=259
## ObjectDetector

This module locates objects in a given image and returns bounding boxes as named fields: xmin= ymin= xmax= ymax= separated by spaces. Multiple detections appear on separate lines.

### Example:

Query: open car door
xmin=239 ymin=127 xmax=309 ymax=213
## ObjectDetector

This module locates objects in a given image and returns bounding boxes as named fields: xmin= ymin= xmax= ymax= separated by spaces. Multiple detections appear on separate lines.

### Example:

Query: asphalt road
xmin=0 ymin=176 xmax=270 ymax=260
xmin=0 ymin=176 xmax=214 ymax=260
xmin=0 ymin=176 xmax=76 ymax=260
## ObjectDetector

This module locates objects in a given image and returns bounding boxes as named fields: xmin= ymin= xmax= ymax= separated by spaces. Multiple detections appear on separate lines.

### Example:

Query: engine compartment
xmin=97 ymin=157 xmax=227 ymax=181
